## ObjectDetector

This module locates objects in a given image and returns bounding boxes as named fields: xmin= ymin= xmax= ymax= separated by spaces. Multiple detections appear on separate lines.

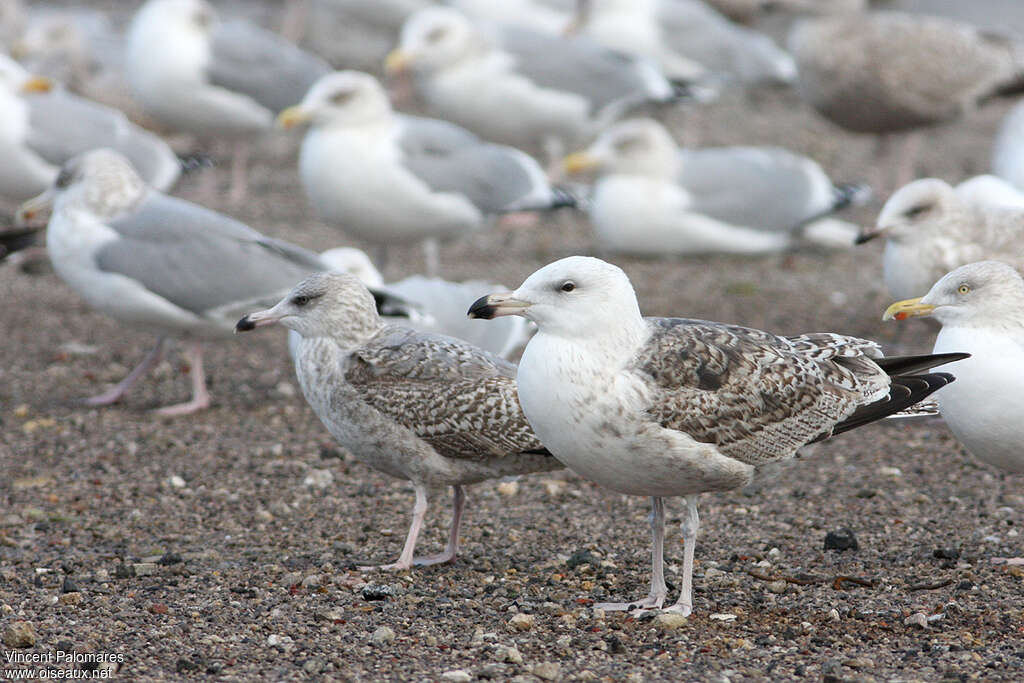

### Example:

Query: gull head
xmin=138 ymin=0 xmax=216 ymax=37
xmin=0 ymin=53 xmax=52 ymax=94
xmin=278 ymin=71 xmax=392 ymax=130
xmin=236 ymin=272 xmax=382 ymax=341
xmin=883 ymin=261 xmax=1024 ymax=328
xmin=387 ymin=7 xmax=482 ymax=75
xmin=858 ymin=178 xmax=958 ymax=244
xmin=16 ymin=149 xmax=146 ymax=226
xmin=468 ymin=256 xmax=643 ymax=338
xmin=564 ymin=119 xmax=679 ymax=179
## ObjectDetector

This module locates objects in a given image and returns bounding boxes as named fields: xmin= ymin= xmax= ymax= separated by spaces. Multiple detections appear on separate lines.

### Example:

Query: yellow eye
xmin=957 ymin=284 xmax=970 ymax=295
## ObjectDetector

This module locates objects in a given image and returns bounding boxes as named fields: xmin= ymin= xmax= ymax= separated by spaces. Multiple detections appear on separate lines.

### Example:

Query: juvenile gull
xmin=470 ymin=256 xmax=963 ymax=614
xmin=125 ymin=0 xmax=330 ymax=203
xmin=563 ymin=118 xmax=867 ymax=255
xmin=236 ymin=272 xmax=559 ymax=570
xmin=0 ymin=55 xmax=180 ymax=200
xmin=15 ymin=149 xmax=408 ymax=416
xmin=857 ymin=178 xmax=1024 ymax=299
xmin=386 ymin=7 xmax=685 ymax=153
xmin=278 ymin=70 xmax=573 ymax=274
xmin=884 ymin=261 xmax=1024 ymax=474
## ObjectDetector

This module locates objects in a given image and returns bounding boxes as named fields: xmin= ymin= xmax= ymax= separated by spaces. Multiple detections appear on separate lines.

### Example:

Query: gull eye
xmin=560 ymin=281 xmax=576 ymax=293
xmin=292 ymin=295 xmax=310 ymax=306
xmin=904 ymin=204 xmax=929 ymax=218
xmin=426 ymin=26 xmax=446 ymax=42
xmin=331 ymin=90 xmax=354 ymax=105
xmin=957 ymin=284 xmax=970 ymax=295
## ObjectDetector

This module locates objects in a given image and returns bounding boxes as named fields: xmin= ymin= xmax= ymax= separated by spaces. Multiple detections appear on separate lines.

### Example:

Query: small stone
xmin=653 ymin=613 xmax=688 ymax=630
xmin=766 ymin=580 xmax=787 ymax=594
xmin=508 ymin=613 xmax=535 ymax=631
xmin=497 ymin=480 xmax=520 ymax=497
xmin=301 ymin=574 xmax=322 ymax=588
xmin=496 ymin=645 xmax=524 ymax=664
xmin=371 ymin=626 xmax=396 ymax=645
xmin=541 ymin=479 xmax=567 ymax=497
xmin=132 ymin=562 xmax=158 ymax=576
xmin=158 ymin=552 xmax=183 ymax=566
xmin=267 ymin=634 xmax=294 ymax=648
xmin=823 ymin=528 xmax=858 ymax=552
xmin=878 ymin=466 xmax=902 ymax=477
xmin=275 ymin=381 xmax=296 ymax=397
xmin=566 ymin=549 xmax=600 ymax=571
xmin=709 ymin=613 xmax=737 ymax=622
xmin=169 ymin=475 xmax=186 ymax=489
xmin=441 ymin=670 xmax=472 ymax=683
xmin=62 ymin=576 xmax=78 ymax=593
xmin=302 ymin=658 xmax=324 ymax=675
xmin=704 ymin=567 xmax=725 ymax=579
xmin=149 ymin=603 xmax=169 ymax=615
xmin=58 ymin=592 xmax=83 ymax=606
xmin=361 ymin=583 xmax=394 ymax=601
xmin=303 ymin=469 xmax=334 ymax=489
xmin=114 ymin=563 xmax=133 ymax=579
xmin=933 ymin=547 xmax=960 ymax=560
xmin=530 ymin=662 xmax=561 ymax=681
xmin=282 ymin=571 xmax=302 ymax=587
xmin=828 ymin=608 xmax=840 ymax=621
xmin=3 ymin=622 xmax=37 ymax=648
xmin=904 ymin=612 xmax=929 ymax=629
xmin=844 ymin=657 xmax=874 ymax=670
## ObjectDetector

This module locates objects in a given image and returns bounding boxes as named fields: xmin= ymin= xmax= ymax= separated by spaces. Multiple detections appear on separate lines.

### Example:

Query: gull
xmin=0 ymin=55 xmax=180 ymax=200
xmin=857 ymin=178 xmax=1024 ymax=299
xmin=702 ymin=0 xmax=866 ymax=25
xmin=277 ymin=70 xmax=574 ymax=275
xmin=563 ymin=118 xmax=867 ymax=255
xmin=469 ymin=255 xmax=963 ymax=614
xmin=789 ymin=11 xmax=1024 ymax=189
xmin=992 ymin=99 xmax=1024 ymax=193
xmin=954 ymin=175 xmax=1024 ymax=210
xmin=571 ymin=0 xmax=796 ymax=85
xmin=15 ymin=148 xmax=408 ymax=416
xmin=385 ymin=6 xmax=688 ymax=155
xmin=125 ymin=0 xmax=330 ymax=204
xmin=884 ymin=261 xmax=1024 ymax=474
xmin=236 ymin=272 xmax=560 ymax=570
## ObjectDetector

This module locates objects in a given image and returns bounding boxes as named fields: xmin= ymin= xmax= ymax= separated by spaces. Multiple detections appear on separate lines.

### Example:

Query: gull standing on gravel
xmin=236 ymin=272 xmax=560 ymax=570
xmin=15 ymin=149 xmax=408 ymax=416
xmin=0 ymin=55 xmax=180 ymax=200
xmin=857 ymin=178 xmax=1024 ymax=299
xmin=385 ymin=7 xmax=688 ymax=156
xmin=469 ymin=256 xmax=963 ymax=614
xmin=563 ymin=118 xmax=868 ymax=255
xmin=884 ymin=261 xmax=1024 ymax=474
xmin=571 ymin=0 xmax=796 ymax=85
xmin=125 ymin=0 xmax=329 ymax=204
xmin=278 ymin=70 xmax=574 ymax=275
xmin=789 ymin=11 xmax=1024 ymax=189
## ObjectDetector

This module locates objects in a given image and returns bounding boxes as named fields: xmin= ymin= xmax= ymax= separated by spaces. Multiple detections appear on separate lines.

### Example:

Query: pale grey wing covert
xmin=208 ymin=20 xmax=331 ymax=113
xmin=344 ymin=326 xmax=548 ymax=460
xmin=94 ymin=193 xmax=324 ymax=316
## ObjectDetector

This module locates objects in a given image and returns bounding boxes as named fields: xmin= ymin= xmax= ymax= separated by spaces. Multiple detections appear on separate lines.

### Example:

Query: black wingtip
xmin=550 ymin=186 xmax=579 ymax=210
xmin=831 ymin=182 xmax=872 ymax=211
xmin=467 ymin=295 xmax=496 ymax=320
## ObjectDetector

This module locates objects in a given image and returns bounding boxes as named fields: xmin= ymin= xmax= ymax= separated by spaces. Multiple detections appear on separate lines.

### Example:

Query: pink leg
xmin=362 ymin=483 xmax=430 ymax=571
xmin=597 ymin=496 xmax=668 ymax=611
xmin=663 ymin=495 xmax=700 ymax=616
xmin=153 ymin=342 xmax=211 ymax=416
xmin=83 ymin=338 xmax=166 ymax=406
xmin=411 ymin=485 xmax=466 ymax=566
xmin=228 ymin=140 xmax=250 ymax=207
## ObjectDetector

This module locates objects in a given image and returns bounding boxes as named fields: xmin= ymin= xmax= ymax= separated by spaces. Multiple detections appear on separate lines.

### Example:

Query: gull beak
xmin=20 ymin=75 xmax=53 ymax=93
xmin=467 ymin=292 xmax=531 ymax=319
xmin=563 ymin=151 xmax=600 ymax=175
xmin=276 ymin=105 xmax=311 ymax=129
xmin=235 ymin=307 xmax=283 ymax=332
xmin=854 ymin=225 xmax=885 ymax=245
xmin=385 ymin=49 xmax=411 ymax=75
xmin=15 ymin=188 xmax=54 ymax=227
xmin=882 ymin=297 xmax=936 ymax=321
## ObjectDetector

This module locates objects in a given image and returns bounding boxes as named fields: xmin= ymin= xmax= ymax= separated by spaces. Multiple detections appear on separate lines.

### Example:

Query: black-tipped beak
xmin=854 ymin=228 xmax=881 ymax=245
xmin=235 ymin=315 xmax=257 ymax=332
xmin=467 ymin=292 xmax=530 ymax=319
xmin=235 ymin=309 xmax=280 ymax=333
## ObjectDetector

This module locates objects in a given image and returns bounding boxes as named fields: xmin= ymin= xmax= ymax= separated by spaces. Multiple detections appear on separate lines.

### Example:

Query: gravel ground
xmin=2 ymin=3 xmax=1023 ymax=681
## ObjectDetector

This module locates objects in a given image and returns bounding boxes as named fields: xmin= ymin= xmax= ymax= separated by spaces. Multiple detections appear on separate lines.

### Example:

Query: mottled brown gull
xmin=470 ymin=256 xmax=963 ymax=614
xmin=236 ymin=272 xmax=559 ymax=570
xmin=15 ymin=149 xmax=409 ymax=416
xmin=857 ymin=178 xmax=1024 ymax=299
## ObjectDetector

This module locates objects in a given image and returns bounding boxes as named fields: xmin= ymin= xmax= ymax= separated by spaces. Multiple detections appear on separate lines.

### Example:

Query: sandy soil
xmin=2 ymin=2 xmax=1023 ymax=681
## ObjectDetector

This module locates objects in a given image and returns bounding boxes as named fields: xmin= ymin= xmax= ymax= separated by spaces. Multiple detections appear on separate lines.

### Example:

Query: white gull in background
xmin=992 ymin=99 xmax=1024 ymax=193
xmin=386 ymin=7 xmax=689 ymax=155
xmin=885 ymin=261 xmax=1024 ymax=474
xmin=0 ymin=55 xmax=179 ymax=200
xmin=449 ymin=0 xmax=572 ymax=34
xmin=236 ymin=272 xmax=560 ymax=570
xmin=563 ymin=118 xmax=867 ymax=255
xmin=469 ymin=256 xmax=963 ymax=614
xmin=16 ymin=148 xmax=408 ymax=416
xmin=858 ymin=178 xmax=1024 ymax=299
xmin=954 ymin=175 xmax=1024 ymax=210
xmin=125 ymin=0 xmax=329 ymax=203
xmin=571 ymin=0 xmax=796 ymax=85
xmin=278 ymin=70 xmax=574 ymax=274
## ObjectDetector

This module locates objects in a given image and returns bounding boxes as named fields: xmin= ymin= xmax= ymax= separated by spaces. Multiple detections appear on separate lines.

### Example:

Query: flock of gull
xmin=3 ymin=0 xmax=1023 ymax=618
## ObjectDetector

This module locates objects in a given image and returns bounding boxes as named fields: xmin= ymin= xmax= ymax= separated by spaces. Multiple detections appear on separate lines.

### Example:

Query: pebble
xmin=710 ymin=613 xmax=737 ymax=622
xmin=361 ymin=584 xmax=394 ymax=601
xmin=496 ymin=481 xmax=520 ymax=497
xmin=766 ymin=580 xmax=788 ymax=594
xmin=441 ymin=670 xmax=472 ymax=683
xmin=62 ymin=576 xmax=78 ymax=593
xmin=508 ymin=613 xmax=535 ymax=631
xmin=282 ymin=572 xmax=303 ymax=587
xmin=823 ymin=528 xmax=858 ymax=552
xmin=303 ymin=469 xmax=334 ymax=489
xmin=530 ymin=662 xmax=561 ymax=681
xmin=3 ymin=622 xmax=37 ymax=647
xmin=933 ymin=547 xmax=960 ymax=560
xmin=653 ymin=613 xmax=688 ymax=630
xmin=828 ymin=608 xmax=841 ymax=621
xmin=133 ymin=562 xmax=158 ymax=576
xmin=372 ymin=626 xmax=396 ymax=645
xmin=267 ymin=634 xmax=294 ymax=648
xmin=58 ymin=592 xmax=83 ymax=606
xmin=878 ymin=466 xmax=902 ymax=477
xmin=301 ymin=574 xmax=322 ymax=588
xmin=496 ymin=645 xmax=524 ymax=664
xmin=904 ymin=612 xmax=929 ymax=629
xmin=169 ymin=475 xmax=186 ymax=489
